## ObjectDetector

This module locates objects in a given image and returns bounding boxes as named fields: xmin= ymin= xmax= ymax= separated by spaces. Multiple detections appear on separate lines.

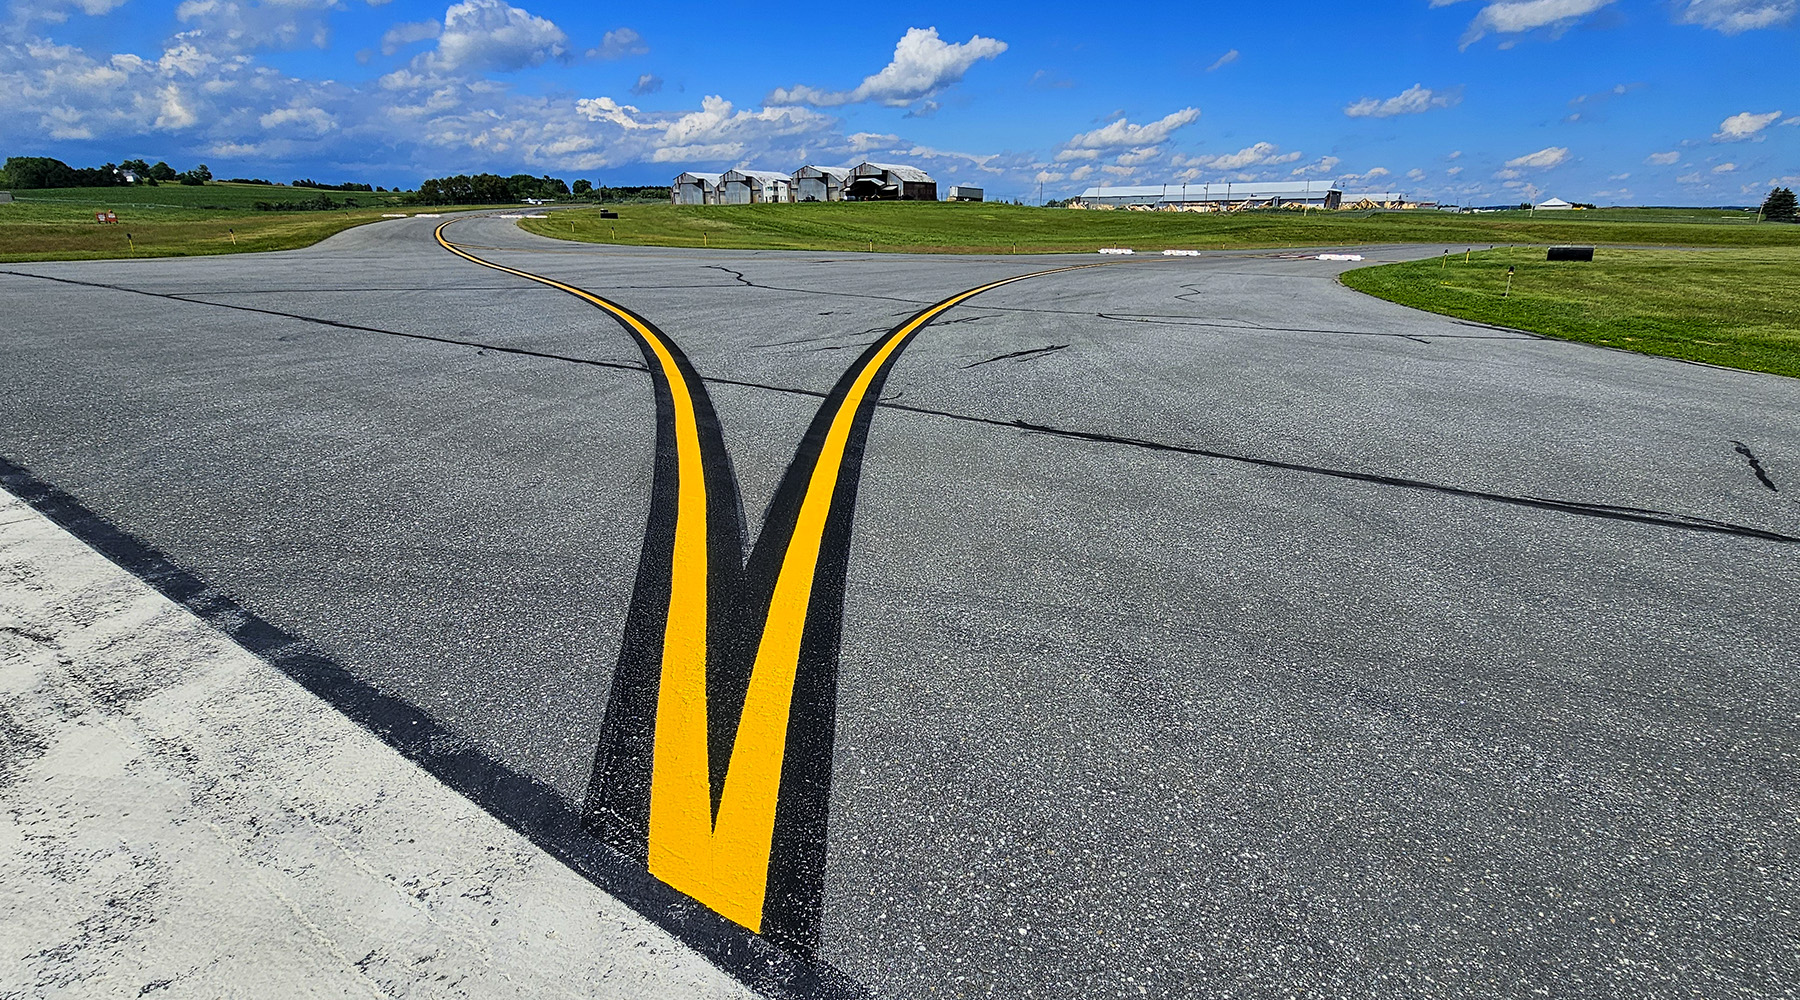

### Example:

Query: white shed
xmin=718 ymin=169 xmax=793 ymax=205
xmin=946 ymin=185 xmax=984 ymax=202
xmin=672 ymin=172 xmax=723 ymax=206
xmin=792 ymin=165 xmax=850 ymax=202
xmin=1535 ymin=197 xmax=1574 ymax=210
xmin=844 ymin=162 xmax=937 ymax=201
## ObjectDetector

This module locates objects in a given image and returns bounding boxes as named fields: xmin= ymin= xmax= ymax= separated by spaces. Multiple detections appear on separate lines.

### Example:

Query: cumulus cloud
xmin=1505 ymin=145 xmax=1571 ymax=169
xmin=1290 ymin=155 xmax=1341 ymax=176
xmin=766 ymin=26 xmax=1006 ymax=108
xmin=1063 ymin=107 xmax=1200 ymax=150
xmin=422 ymin=0 xmax=569 ymax=73
xmin=1712 ymin=162 xmax=1736 ymax=172
xmin=1646 ymin=151 xmax=1680 ymax=164
xmin=1713 ymin=110 xmax=1782 ymax=140
xmin=381 ymin=19 xmax=441 ymax=55
xmin=1183 ymin=141 xmax=1301 ymax=170
xmin=258 ymin=105 xmax=336 ymax=135
xmin=588 ymin=26 xmax=646 ymax=60
xmin=1344 ymin=84 xmax=1462 ymax=118
xmin=1459 ymin=0 xmax=1615 ymax=48
xmin=1676 ymin=0 xmax=1796 ymax=32
xmin=1206 ymin=49 xmax=1238 ymax=71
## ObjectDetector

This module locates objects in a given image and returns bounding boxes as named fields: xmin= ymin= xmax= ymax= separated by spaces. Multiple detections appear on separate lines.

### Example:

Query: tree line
xmin=414 ymin=172 xmax=668 ymax=204
xmin=0 ymin=156 xmax=211 ymax=188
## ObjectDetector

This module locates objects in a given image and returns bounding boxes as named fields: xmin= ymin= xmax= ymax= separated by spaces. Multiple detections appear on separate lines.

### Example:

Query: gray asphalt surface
xmin=3 ymin=214 xmax=1797 ymax=999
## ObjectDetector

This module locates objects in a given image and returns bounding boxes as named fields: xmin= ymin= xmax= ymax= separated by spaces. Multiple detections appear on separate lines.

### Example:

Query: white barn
xmin=671 ymin=172 xmax=723 ymax=206
xmin=1535 ymin=197 xmax=1574 ymax=210
xmin=845 ymin=162 xmax=937 ymax=201
xmin=718 ymin=169 xmax=793 ymax=204
xmin=793 ymin=165 xmax=850 ymax=202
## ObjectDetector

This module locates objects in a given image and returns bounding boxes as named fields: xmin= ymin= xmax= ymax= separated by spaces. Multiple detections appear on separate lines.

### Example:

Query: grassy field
xmin=0 ymin=183 xmax=494 ymax=261
xmin=520 ymin=201 xmax=1800 ymax=254
xmin=1340 ymin=246 xmax=1800 ymax=378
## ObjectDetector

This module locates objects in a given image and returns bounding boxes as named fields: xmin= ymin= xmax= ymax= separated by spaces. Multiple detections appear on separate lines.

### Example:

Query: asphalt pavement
xmin=2 ymin=213 xmax=1796 ymax=998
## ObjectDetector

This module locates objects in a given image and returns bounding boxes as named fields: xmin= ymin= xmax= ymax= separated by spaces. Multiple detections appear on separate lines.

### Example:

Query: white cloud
xmin=1676 ymin=171 xmax=1703 ymax=183
xmin=1206 ymin=49 xmax=1238 ymax=71
xmin=423 ymin=0 xmax=569 ymax=73
xmin=1185 ymin=141 xmax=1301 ymax=170
xmin=259 ymin=104 xmax=335 ymax=135
xmin=1713 ymin=162 xmax=1736 ymax=172
xmin=1447 ymin=150 xmax=1462 ymax=159
xmin=1407 ymin=167 xmax=1426 ymax=180
xmin=767 ymin=26 xmax=1006 ymax=108
xmin=1340 ymin=166 xmax=1392 ymax=184
xmin=1115 ymin=146 xmax=1162 ymax=167
xmin=1344 ymin=84 xmax=1462 ymax=118
xmin=629 ymin=72 xmax=661 ymax=95
xmin=1290 ymin=155 xmax=1341 ymax=176
xmin=381 ymin=19 xmax=440 ymax=56
xmin=1505 ymin=146 xmax=1571 ymax=169
xmin=1447 ymin=165 xmax=1463 ymax=176
xmin=588 ymin=27 xmax=646 ymax=60
xmin=1460 ymin=0 xmax=1616 ymax=48
xmin=1645 ymin=151 xmax=1680 ymax=165
xmin=1713 ymin=110 xmax=1782 ymax=140
xmin=1676 ymin=0 xmax=1796 ymax=32
xmin=1063 ymin=107 xmax=1200 ymax=150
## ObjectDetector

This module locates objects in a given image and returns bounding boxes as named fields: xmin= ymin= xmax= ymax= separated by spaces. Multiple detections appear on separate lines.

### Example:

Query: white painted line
xmin=498 ymin=214 xmax=524 ymax=219
xmin=412 ymin=213 xmax=441 ymax=218
xmin=1097 ymin=247 xmax=1135 ymax=255
xmin=524 ymin=214 xmax=549 ymax=219
xmin=380 ymin=213 xmax=407 ymax=218
xmin=0 ymin=492 xmax=756 ymax=1000
xmin=1161 ymin=249 xmax=1202 ymax=256
xmin=1317 ymin=253 xmax=1365 ymax=261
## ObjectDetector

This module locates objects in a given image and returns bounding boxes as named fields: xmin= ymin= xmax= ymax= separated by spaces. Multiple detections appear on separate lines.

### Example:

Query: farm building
xmin=793 ymin=165 xmax=850 ymax=202
xmin=845 ymin=162 xmax=937 ymax=201
xmin=672 ymin=172 xmax=723 ymax=205
xmin=718 ymin=169 xmax=793 ymax=204
xmin=1340 ymin=192 xmax=1411 ymax=210
xmin=946 ymin=185 xmax=984 ymax=202
xmin=1073 ymin=181 xmax=1341 ymax=211
xmin=1535 ymin=197 xmax=1574 ymax=210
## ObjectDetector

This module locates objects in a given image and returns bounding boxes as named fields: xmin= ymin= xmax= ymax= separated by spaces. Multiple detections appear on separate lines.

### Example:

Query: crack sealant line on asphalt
xmin=4 ymin=270 xmax=1788 ymax=546
xmin=0 ymin=456 xmax=868 ymax=1000
xmin=0 ymin=488 xmax=767 ymax=1000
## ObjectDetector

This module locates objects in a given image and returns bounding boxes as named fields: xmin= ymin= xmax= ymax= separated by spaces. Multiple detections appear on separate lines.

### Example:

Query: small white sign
xmin=1162 ymin=249 xmax=1202 ymax=256
xmin=1098 ymin=247 xmax=1135 ymax=255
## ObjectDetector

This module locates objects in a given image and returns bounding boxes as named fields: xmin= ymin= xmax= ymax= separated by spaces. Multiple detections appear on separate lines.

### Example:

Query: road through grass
xmin=521 ymin=202 xmax=1800 ymax=254
xmin=0 ymin=184 xmax=508 ymax=261
xmin=1340 ymin=246 xmax=1800 ymax=378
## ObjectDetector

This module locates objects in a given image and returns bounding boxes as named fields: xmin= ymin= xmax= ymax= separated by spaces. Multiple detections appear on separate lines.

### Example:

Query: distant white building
xmin=1535 ymin=197 xmax=1574 ymax=210
xmin=718 ymin=169 xmax=793 ymax=205
xmin=792 ymin=165 xmax=850 ymax=202
xmin=946 ymin=185 xmax=984 ymax=202
xmin=845 ymin=162 xmax=938 ymax=201
xmin=672 ymin=172 xmax=723 ymax=205
xmin=1340 ymin=192 xmax=1411 ymax=210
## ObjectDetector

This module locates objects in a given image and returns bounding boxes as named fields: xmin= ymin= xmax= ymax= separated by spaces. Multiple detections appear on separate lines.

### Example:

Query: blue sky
xmin=3 ymin=0 xmax=1795 ymax=203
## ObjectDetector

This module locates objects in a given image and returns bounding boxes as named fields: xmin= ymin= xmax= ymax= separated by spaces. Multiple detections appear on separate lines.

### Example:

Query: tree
xmin=2 ymin=156 xmax=78 ymax=188
xmin=1763 ymin=186 xmax=1797 ymax=223
xmin=572 ymin=178 xmax=592 ymax=196
xmin=148 ymin=161 xmax=178 ymax=182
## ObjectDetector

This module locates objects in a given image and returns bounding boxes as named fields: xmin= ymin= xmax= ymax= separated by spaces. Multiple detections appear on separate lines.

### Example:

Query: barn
xmin=844 ymin=162 xmax=937 ymax=201
xmin=671 ymin=172 xmax=722 ymax=205
xmin=718 ymin=169 xmax=794 ymax=204
xmin=793 ymin=165 xmax=850 ymax=202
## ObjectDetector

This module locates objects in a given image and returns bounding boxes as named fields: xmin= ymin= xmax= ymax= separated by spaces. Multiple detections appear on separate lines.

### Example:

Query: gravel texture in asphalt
xmin=2 ymin=214 xmax=1796 ymax=998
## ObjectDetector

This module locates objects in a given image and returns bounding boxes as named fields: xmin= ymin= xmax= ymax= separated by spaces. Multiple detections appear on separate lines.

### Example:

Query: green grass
xmin=519 ymin=201 xmax=1800 ymax=255
xmin=1340 ymin=246 xmax=1800 ymax=378
xmin=0 ymin=183 xmax=495 ymax=261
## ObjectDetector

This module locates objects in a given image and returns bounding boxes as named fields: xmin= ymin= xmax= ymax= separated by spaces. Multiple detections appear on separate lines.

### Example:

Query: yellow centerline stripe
xmin=437 ymin=219 xmax=1136 ymax=934
xmin=436 ymin=221 xmax=718 ymax=899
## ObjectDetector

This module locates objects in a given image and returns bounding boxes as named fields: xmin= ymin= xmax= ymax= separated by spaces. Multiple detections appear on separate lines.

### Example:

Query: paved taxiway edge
xmin=0 ymin=489 xmax=758 ymax=1000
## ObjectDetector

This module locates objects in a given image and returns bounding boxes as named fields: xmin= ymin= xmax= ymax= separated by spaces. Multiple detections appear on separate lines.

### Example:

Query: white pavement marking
xmin=0 ymin=492 xmax=756 ymax=1000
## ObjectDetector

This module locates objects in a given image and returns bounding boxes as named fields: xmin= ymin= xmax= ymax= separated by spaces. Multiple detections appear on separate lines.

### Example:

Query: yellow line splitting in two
xmin=437 ymin=220 xmax=1130 ymax=933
